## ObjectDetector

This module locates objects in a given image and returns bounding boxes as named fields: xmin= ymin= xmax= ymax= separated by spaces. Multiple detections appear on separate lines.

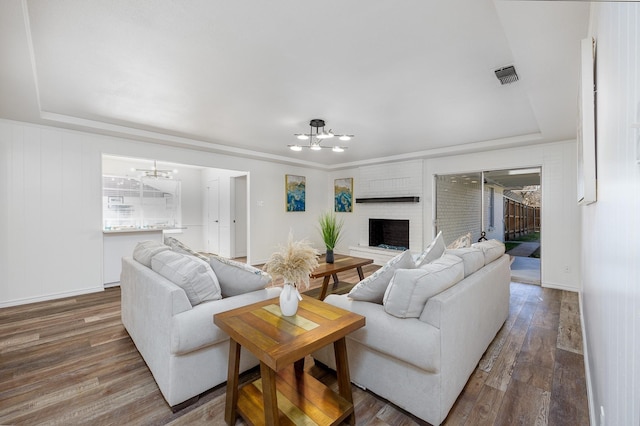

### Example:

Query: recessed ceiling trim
xmin=327 ymin=132 xmax=545 ymax=170
xmin=39 ymin=111 xmax=327 ymax=169
xmin=21 ymin=0 xmax=42 ymax=111
xmin=37 ymin=111 xmax=549 ymax=171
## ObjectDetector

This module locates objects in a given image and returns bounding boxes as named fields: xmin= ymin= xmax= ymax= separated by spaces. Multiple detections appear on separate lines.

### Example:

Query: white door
xmin=207 ymin=179 xmax=220 ymax=254
xmin=233 ymin=175 xmax=248 ymax=257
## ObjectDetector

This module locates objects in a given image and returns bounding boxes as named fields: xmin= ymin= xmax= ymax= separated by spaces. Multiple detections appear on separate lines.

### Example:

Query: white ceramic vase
xmin=280 ymin=283 xmax=300 ymax=316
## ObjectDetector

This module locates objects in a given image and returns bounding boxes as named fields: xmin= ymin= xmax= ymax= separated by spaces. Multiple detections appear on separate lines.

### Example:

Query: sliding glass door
xmin=435 ymin=168 xmax=541 ymax=245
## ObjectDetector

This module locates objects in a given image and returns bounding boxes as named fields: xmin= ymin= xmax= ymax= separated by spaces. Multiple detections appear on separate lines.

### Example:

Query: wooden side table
xmin=214 ymin=295 xmax=365 ymax=425
xmin=309 ymin=255 xmax=373 ymax=300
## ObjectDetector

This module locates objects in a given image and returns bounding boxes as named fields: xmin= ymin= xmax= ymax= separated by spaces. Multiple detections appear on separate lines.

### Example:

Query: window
xmin=102 ymin=175 xmax=181 ymax=230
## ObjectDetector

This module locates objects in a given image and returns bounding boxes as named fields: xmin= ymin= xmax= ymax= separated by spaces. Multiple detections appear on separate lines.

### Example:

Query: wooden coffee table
xmin=214 ymin=295 xmax=365 ymax=426
xmin=309 ymin=255 xmax=373 ymax=300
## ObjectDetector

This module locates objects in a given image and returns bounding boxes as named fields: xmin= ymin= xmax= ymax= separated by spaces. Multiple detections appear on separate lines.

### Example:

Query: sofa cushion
xmin=383 ymin=255 xmax=464 ymax=318
xmin=445 ymin=247 xmax=484 ymax=277
xmin=164 ymin=236 xmax=210 ymax=262
xmin=170 ymin=287 xmax=282 ymax=355
xmin=133 ymin=240 xmax=171 ymax=268
xmin=322 ymin=294 xmax=441 ymax=372
xmin=414 ymin=231 xmax=445 ymax=267
xmin=447 ymin=232 xmax=472 ymax=249
xmin=472 ymin=239 xmax=506 ymax=265
xmin=151 ymin=251 xmax=222 ymax=306
xmin=347 ymin=250 xmax=415 ymax=304
xmin=209 ymin=255 xmax=272 ymax=297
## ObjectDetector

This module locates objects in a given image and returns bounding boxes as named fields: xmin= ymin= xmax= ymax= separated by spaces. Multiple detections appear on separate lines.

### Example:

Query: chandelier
xmin=289 ymin=119 xmax=353 ymax=153
xmin=133 ymin=160 xmax=178 ymax=179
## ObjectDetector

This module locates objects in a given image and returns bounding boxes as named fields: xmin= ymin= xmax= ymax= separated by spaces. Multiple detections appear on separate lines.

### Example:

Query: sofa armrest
xmin=120 ymin=256 xmax=192 ymax=350
xmin=420 ymin=254 xmax=510 ymax=416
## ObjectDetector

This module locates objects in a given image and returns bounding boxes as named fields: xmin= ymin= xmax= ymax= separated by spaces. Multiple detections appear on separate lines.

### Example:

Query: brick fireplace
xmin=348 ymin=160 xmax=424 ymax=265
xmin=369 ymin=219 xmax=410 ymax=249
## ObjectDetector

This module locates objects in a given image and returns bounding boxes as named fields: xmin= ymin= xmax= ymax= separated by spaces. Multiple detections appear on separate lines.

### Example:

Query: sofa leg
xmin=171 ymin=395 xmax=199 ymax=413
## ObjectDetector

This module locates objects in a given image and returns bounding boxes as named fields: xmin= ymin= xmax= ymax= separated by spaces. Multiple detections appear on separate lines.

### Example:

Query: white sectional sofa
xmin=312 ymin=238 xmax=510 ymax=425
xmin=120 ymin=239 xmax=281 ymax=408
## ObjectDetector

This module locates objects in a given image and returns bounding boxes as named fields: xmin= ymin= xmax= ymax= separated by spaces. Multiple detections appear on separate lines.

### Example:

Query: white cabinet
xmin=103 ymin=229 xmax=163 ymax=286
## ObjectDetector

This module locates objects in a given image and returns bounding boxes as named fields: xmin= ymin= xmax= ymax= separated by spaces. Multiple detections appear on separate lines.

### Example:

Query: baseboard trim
xmin=578 ymin=291 xmax=597 ymax=426
xmin=0 ymin=286 xmax=104 ymax=308
xmin=541 ymin=281 xmax=580 ymax=292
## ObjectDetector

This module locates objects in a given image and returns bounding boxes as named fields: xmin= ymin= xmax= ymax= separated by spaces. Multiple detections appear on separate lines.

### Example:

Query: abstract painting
xmin=285 ymin=174 xmax=306 ymax=211
xmin=334 ymin=178 xmax=353 ymax=212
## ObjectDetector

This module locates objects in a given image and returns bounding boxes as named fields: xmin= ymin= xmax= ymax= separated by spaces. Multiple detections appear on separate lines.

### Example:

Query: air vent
xmin=495 ymin=65 xmax=519 ymax=85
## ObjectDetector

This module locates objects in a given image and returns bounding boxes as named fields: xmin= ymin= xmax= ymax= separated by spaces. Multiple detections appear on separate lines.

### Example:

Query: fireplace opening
xmin=369 ymin=219 xmax=409 ymax=250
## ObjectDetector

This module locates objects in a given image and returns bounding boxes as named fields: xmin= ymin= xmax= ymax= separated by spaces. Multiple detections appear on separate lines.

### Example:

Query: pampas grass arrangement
xmin=263 ymin=232 xmax=320 ymax=290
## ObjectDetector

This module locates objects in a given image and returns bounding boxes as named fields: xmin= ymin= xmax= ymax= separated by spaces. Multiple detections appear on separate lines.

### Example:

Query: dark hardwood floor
xmin=0 ymin=264 xmax=589 ymax=425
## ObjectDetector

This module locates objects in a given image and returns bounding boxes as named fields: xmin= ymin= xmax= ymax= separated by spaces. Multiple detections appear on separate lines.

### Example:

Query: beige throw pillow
xmin=347 ymin=250 xmax=415 ymax=304
xmin=151 ymin=250 xmax=222 ymax=306
xmin=447 ymin=232 xmax=472 ymax=249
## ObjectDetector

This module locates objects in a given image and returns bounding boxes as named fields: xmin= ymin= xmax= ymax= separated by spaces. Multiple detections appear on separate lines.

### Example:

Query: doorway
xmin=435 ymin=167 xmax=541 ymax=285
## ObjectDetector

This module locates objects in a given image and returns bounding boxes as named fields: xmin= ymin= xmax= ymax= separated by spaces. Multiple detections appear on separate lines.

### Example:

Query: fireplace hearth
xmin=369 ymin=219 xmax=409 ymax=250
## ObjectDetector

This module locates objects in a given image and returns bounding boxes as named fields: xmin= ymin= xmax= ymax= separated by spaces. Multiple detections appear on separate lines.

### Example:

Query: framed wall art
xmin=577 ymin=37 xmax=597 ymax=205
xmin=285 ymin=174 xmax=306 ymax=211
xmin=334 ymin=177 xmax=353 ymax=212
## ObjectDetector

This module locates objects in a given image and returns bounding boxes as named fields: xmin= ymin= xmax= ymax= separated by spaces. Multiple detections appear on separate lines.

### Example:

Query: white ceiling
xmin=0 ymin=0 xmax=590 ymax=168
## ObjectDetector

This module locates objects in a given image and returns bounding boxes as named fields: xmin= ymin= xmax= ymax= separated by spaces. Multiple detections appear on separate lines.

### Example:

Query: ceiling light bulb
xmin=310 ymin=144 xmax=322 ymax=151
xmin=339 ymin=135 xmax=351 ymax=141
xmin=317 ymin=131 xmax=334 ymax=139
xmin=173 ymin=169 xmax=179 ymax=174
xmin=332 ymin=146 xmax=344 ymax=152
xmin=296 ymin=134 xmax=309 ymax=140
xmin=290 ymin=145 xmax=302 ymax=151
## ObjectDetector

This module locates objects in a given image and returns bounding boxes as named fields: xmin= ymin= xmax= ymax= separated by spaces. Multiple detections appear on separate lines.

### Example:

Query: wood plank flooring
xmin=0 ymin=265 xmax=589 ymax=425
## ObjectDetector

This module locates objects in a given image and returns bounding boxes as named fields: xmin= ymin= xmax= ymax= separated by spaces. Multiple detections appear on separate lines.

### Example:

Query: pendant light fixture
xmin=289 ymin=119 xmax=353 ymax=152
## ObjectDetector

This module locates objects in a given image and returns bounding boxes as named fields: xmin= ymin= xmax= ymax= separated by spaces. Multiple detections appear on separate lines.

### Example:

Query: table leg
xmin=318 ymin=275 xmax=331 ymax=300
xmin=356 ymin=266 xmax=365 ymax=281
xmin=260 ymin=361 xmax=279 ymax=425
xmin=332 ymin=273 xmax=339 ymax=284
xmin=334 ymin=337 xmax=355 ymax=425
xmin=225 ymin=339 xmax=241 ymax=425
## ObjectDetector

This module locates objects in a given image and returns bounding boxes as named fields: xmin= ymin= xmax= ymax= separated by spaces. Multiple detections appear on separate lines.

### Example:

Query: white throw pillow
xmin=209 ymin=255 xmax=272 ymax=297
xmin=151 ymin=250 xmax=222 ymax=306
xmin=414 ymin=231 xmax=445 ymax=267
xmin=347 ymin=250 xmax=415 ymax=304
xmin=133 ymin=240 xmax=171 ymax=268
xmin=383 ymin=254 xmax=464 ymax=318
xmin=447 ymin=232 xmax=472 ymax=249
xmin=471 ymin=239 xmax=506 ymax=265
xmin=445 ymin=247 xmax=484 ymax=277
xmin=164 ymin=236 xmax=210 ymax=262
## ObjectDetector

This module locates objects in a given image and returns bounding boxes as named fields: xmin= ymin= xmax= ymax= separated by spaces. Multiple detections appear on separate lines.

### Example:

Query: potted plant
xmin=318 ymin=211 xmax=344 ymax=264
xmin=263 ymin=232 xmax=319 ymax=316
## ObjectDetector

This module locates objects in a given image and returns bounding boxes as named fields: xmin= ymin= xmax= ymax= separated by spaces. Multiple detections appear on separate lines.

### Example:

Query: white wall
xmin=0 ymin=123 xmax=103 ymax=305
xmin=425 ymin=140 xmax=581 ymax=291
xmin=582 ymin=4 xmax=640 ymax=425
xmin=0 ymin=119 xmax=329 ymax=306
